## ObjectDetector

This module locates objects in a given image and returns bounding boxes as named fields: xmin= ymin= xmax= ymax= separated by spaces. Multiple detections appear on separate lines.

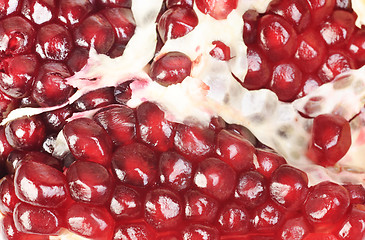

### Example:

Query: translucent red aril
xmin=217 ymin=203 xmax=249 ymax=234
xmin=14 ymin=161 xmax=68 ymax=207
xmin=149 ymin=51 xmax=192 ymax=86
xmin=144 ymin=188 xmax=183 ymax=230
xmin=270 ymin=61 xmax=303 ymax=102
xmin=21 ymin=0 xmax=55 ymax=24
xmin=306 ymin=0 xmax=335 ymax=26
xmin=0 ymin=54 xmax=38 ymax=98
xmin=35 ymin=23 xmax=73 ymax=61
xmin=66 ymin=160 xmax=113 ymax=205
xmin=109 ymin=185 xmax=142 ymax=219
xmin=348 ymin=29 xmax=365 ymax=66
xmin=258 ymin=14 xmax=298 ymax=62
xmin=307 ymin=114 xmax=351 ymax=167
xmin=209 ymin=40 xmax=231 ymax=61
xmin=0 ymin=0 xmax=19 ymax=18
xmin=166 ymin=0 xmax=194 ymax=8
xmin=270 ymin=164 xmax=309 ymax=210
xmin=66 ymin=203 xmax=115 ymax=240
xmin=159 ymin=151 xmax=193 ymax=191
xmin=195 ymin=0 xmax=238 ymax=20
xmin=182 ymin=224 xmax=220 ymax=240
xmin=278 ymin=216 xmax=312 ymax=240
xmin=113 ymin=223 xmax=155 ymax=240
xmin=343 ymin=184 xmax=365 ymax=204
xmin=157 ymin=6 xmax=198 ymax=42
xmin=268 ymin=0 xmax=311 ymax=33
xmin=5 ymin=116 xmax=45 ymax=151
xmin=0 ymin=16 xmax=35 ymax=55
xmin=304 ymin=233 xmax=339 ymax=240
xmin=137 ymin=102 xmax=175 ymax=151
xmin=13 ymin=202 xmax=61 ymax=234
xmin=297 ymin=74 xmax=321 ymax=98
xmin=101 ymin=8 xmax=136 ymax=46
xmin=31 ymin=62 xmax=73 ymax=107
xmin=184 ymin=190 xmax=218 ymax=222
xmin=73 ymin=13 xmax=115 ymax=54
xmin=21 ymin=151 xmax=62 ymax=170
xmin=294 ymin=30 xmax=326 ymax=73
xmin=335 ymin=205 xmax=365 ymax=240
xmin=216 ymin=129 xmax=255 ymax=171
xmin=174 ymin=124 xmax=215 ymax=160
xmin=114 ymin=80 xmax=134 ymax=104
xmin=42 ymin=106 xmax=73 ymax=132
xmin=194 ymin=157 xmax=236 ymax=201
xmin=252 ymin=200 xmax=285 ymax=232
xmin=0 ymin=126 xmax=13 ymax=160
xmin=112 ymin=143 xmax=158 ymax=187
xmin=0 ymin=176 xmax=19 ymax=214
xmin=242 ymin=46 xmax=272 ymax=90
xmin=72 ymin=87 xmax=116 ymax=111
xmin=63 ymin=118 xmax=113 ymax=166
xmin=0 ymin=91 xmax=19 ymax=121
xmin=93 ymin=106 xmax=136 ymax=146
xmin=320 ymin=10 xmax=356 ymax=47
xmin=318 ymin=50 xmax=355 ymax=83
xmin=97 ymin=0 xmax=131 ymax=8
xmin=304 ymin=181 xmax=350 ymax=229
xmin=58 ymin=0 xmax=93 ymax=27
xmin=66 ymin=47 xmax=89 ymax=73
xmin=235 ymin=170 xmax=268 ymax=208
xmin=255 ymin=149 xmax=287 ymax=178
xmin=243 ymin=10 xmax=259 ymax=45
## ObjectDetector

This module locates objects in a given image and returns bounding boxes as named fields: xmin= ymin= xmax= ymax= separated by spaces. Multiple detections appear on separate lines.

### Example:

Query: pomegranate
xmin=0 ymin=0 xmax=363 ymax=239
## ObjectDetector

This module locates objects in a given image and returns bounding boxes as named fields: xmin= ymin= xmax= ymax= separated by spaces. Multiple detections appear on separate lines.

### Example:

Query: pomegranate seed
xmin=278 ymin=216 xmax=312 ymax=240
xmin=209 ymin=40 xmax=231 ymax=61
xmin=235 ymin=170 xmax=269 ymax=208
xmin=184 ymin=190 xmax=218 ymax=222
xmin=109 ymin=185 xmax=142 ymax=219
xmin=63 ymin=118 xmax=113 ymax=166
xmin=0 ymin=54 xmax=38 ymax=98
xmin=268 ymin=0 xmax=311 ymax=33
xmin=318 ymin=50 xmax=356 ymax=83
xmin=195 ymin=0 xmax=238 ymax=20
xmin=209 ymin=116 xmax=227 ymax=133
xmin=35 ymin=23 xmax=73 ymax=60
xmin=58 ymin=0 xmax=93 ymax=27
xmin=0 ymin=126 xmax=13 ymax=160
xmin=137 ymin=101 xmax=176 ymax=151
xmin=270 ymin=61 xmax=303 ymax=102
xmin=252 ymin=200 xmax=285 ymax=232
xmin=306 ymin=0 xmax=336 ymax=26
xmin=319 ymin=10 xmax=356 ymax=47
xmin=113 ymin=223 xmax=155 ymax=240
xmin=297 ymin=74 xmax=321 ymax=98
xmin=270 ymin=164 xmax=309 ymax=210
xmin=21 ymin=0 xmax=55 ymax=24
xmin=0 ymin=0 xmax=20 ymax=18
xmin=13 ymin=202 xmax=62 ymax=234
xmin=335 ymin=0 xmax=351 ymax=9
xmin=5 ymin=116 xmax=45 ymax=151
xmin=72 ymin=87 xmax=116 ymax=111
xmin=294 ymin=30 xmax=327 ymax=73
xmin=343 ymin=184 xmax=365 ymax=204
xmin=348 ymin=29 xmax=365 ymax=67
xmin=335 ymin=205 xmax=365 ymax=240
xmin=96 ymin=0 xmax=131 ymax=8
xmin=216 ymin=129 xmax=255 ymax=172
xmin=14 ymin=161 xmax=68 ymax=207
xmin=114 ymin=80 xmax=134 ymax=104
xmin=32 ymin=62 xmax=73 ymax=107
xmin=303 ymin=232 xmax=339 ymax=240
xmin=112 ymin=143 xmax=158 ymax=187
xmin=182 ymin=224 xmax=220 ymax=240
xmin=5 ymin=150 xmax=23 ymax=174
xmin=307 ymin=114 xmax=351 ymax=166
xmin=242 ymin=10 xmax=259 ymax=45
xmin=42 ymin=106 xmax=73 ymax=132
xmin=21 ymin=151 xmax=62 ymax=170
xmin=255 ymin=148 xmax=287 ymax=178
xmin=242 ymin=46 xmax=272 ymax=90
xmin=159 ymin=151 xmax=193 ymax=191
xmin=66 ymin=203 xmax=115 ymax=240
xmin=194 ymin=157 xmax=236 ymax=201
xmin=93 ymin=105 xmax=136 ymax=146
xmin=0 ymin=16 xmax=35 ymax=55
xmin=166 ymin=0 xmax=194 ymax=8
xmin=157 ymin=6 xmax=198 ymax=42
xmin=0 ymin=176 xmax=19 ymax=214
xmin=144 ymin=188 xmax=183 ymax=230
xmin=66 ymin=47 xmax=89 ymax=73
xmin=149 ymin=51 xmax=192 ymax=86
xmin=0 ymin=90 xmax=19 ymax=121
xmin=258 ymin=14 xmax=298 ymax=62
xmin=66 ymin=160 xmax=113 ymax=205
xmin=101 ymin=8 xmax=136 ymax=46
xmin=174 ymin=124 xmax=215 ymax=160
xmin=304 ymin=181 xmax=350 ymax=229
xmin=217 ymin=203 xmax=250 ymax=234
xmin=73 ymin=13 xmax=115 ymax=54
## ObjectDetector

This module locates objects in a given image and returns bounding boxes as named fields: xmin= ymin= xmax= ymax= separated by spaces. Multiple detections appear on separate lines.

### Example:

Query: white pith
xmin=1 ymin=0 xmax=365 ymax=238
